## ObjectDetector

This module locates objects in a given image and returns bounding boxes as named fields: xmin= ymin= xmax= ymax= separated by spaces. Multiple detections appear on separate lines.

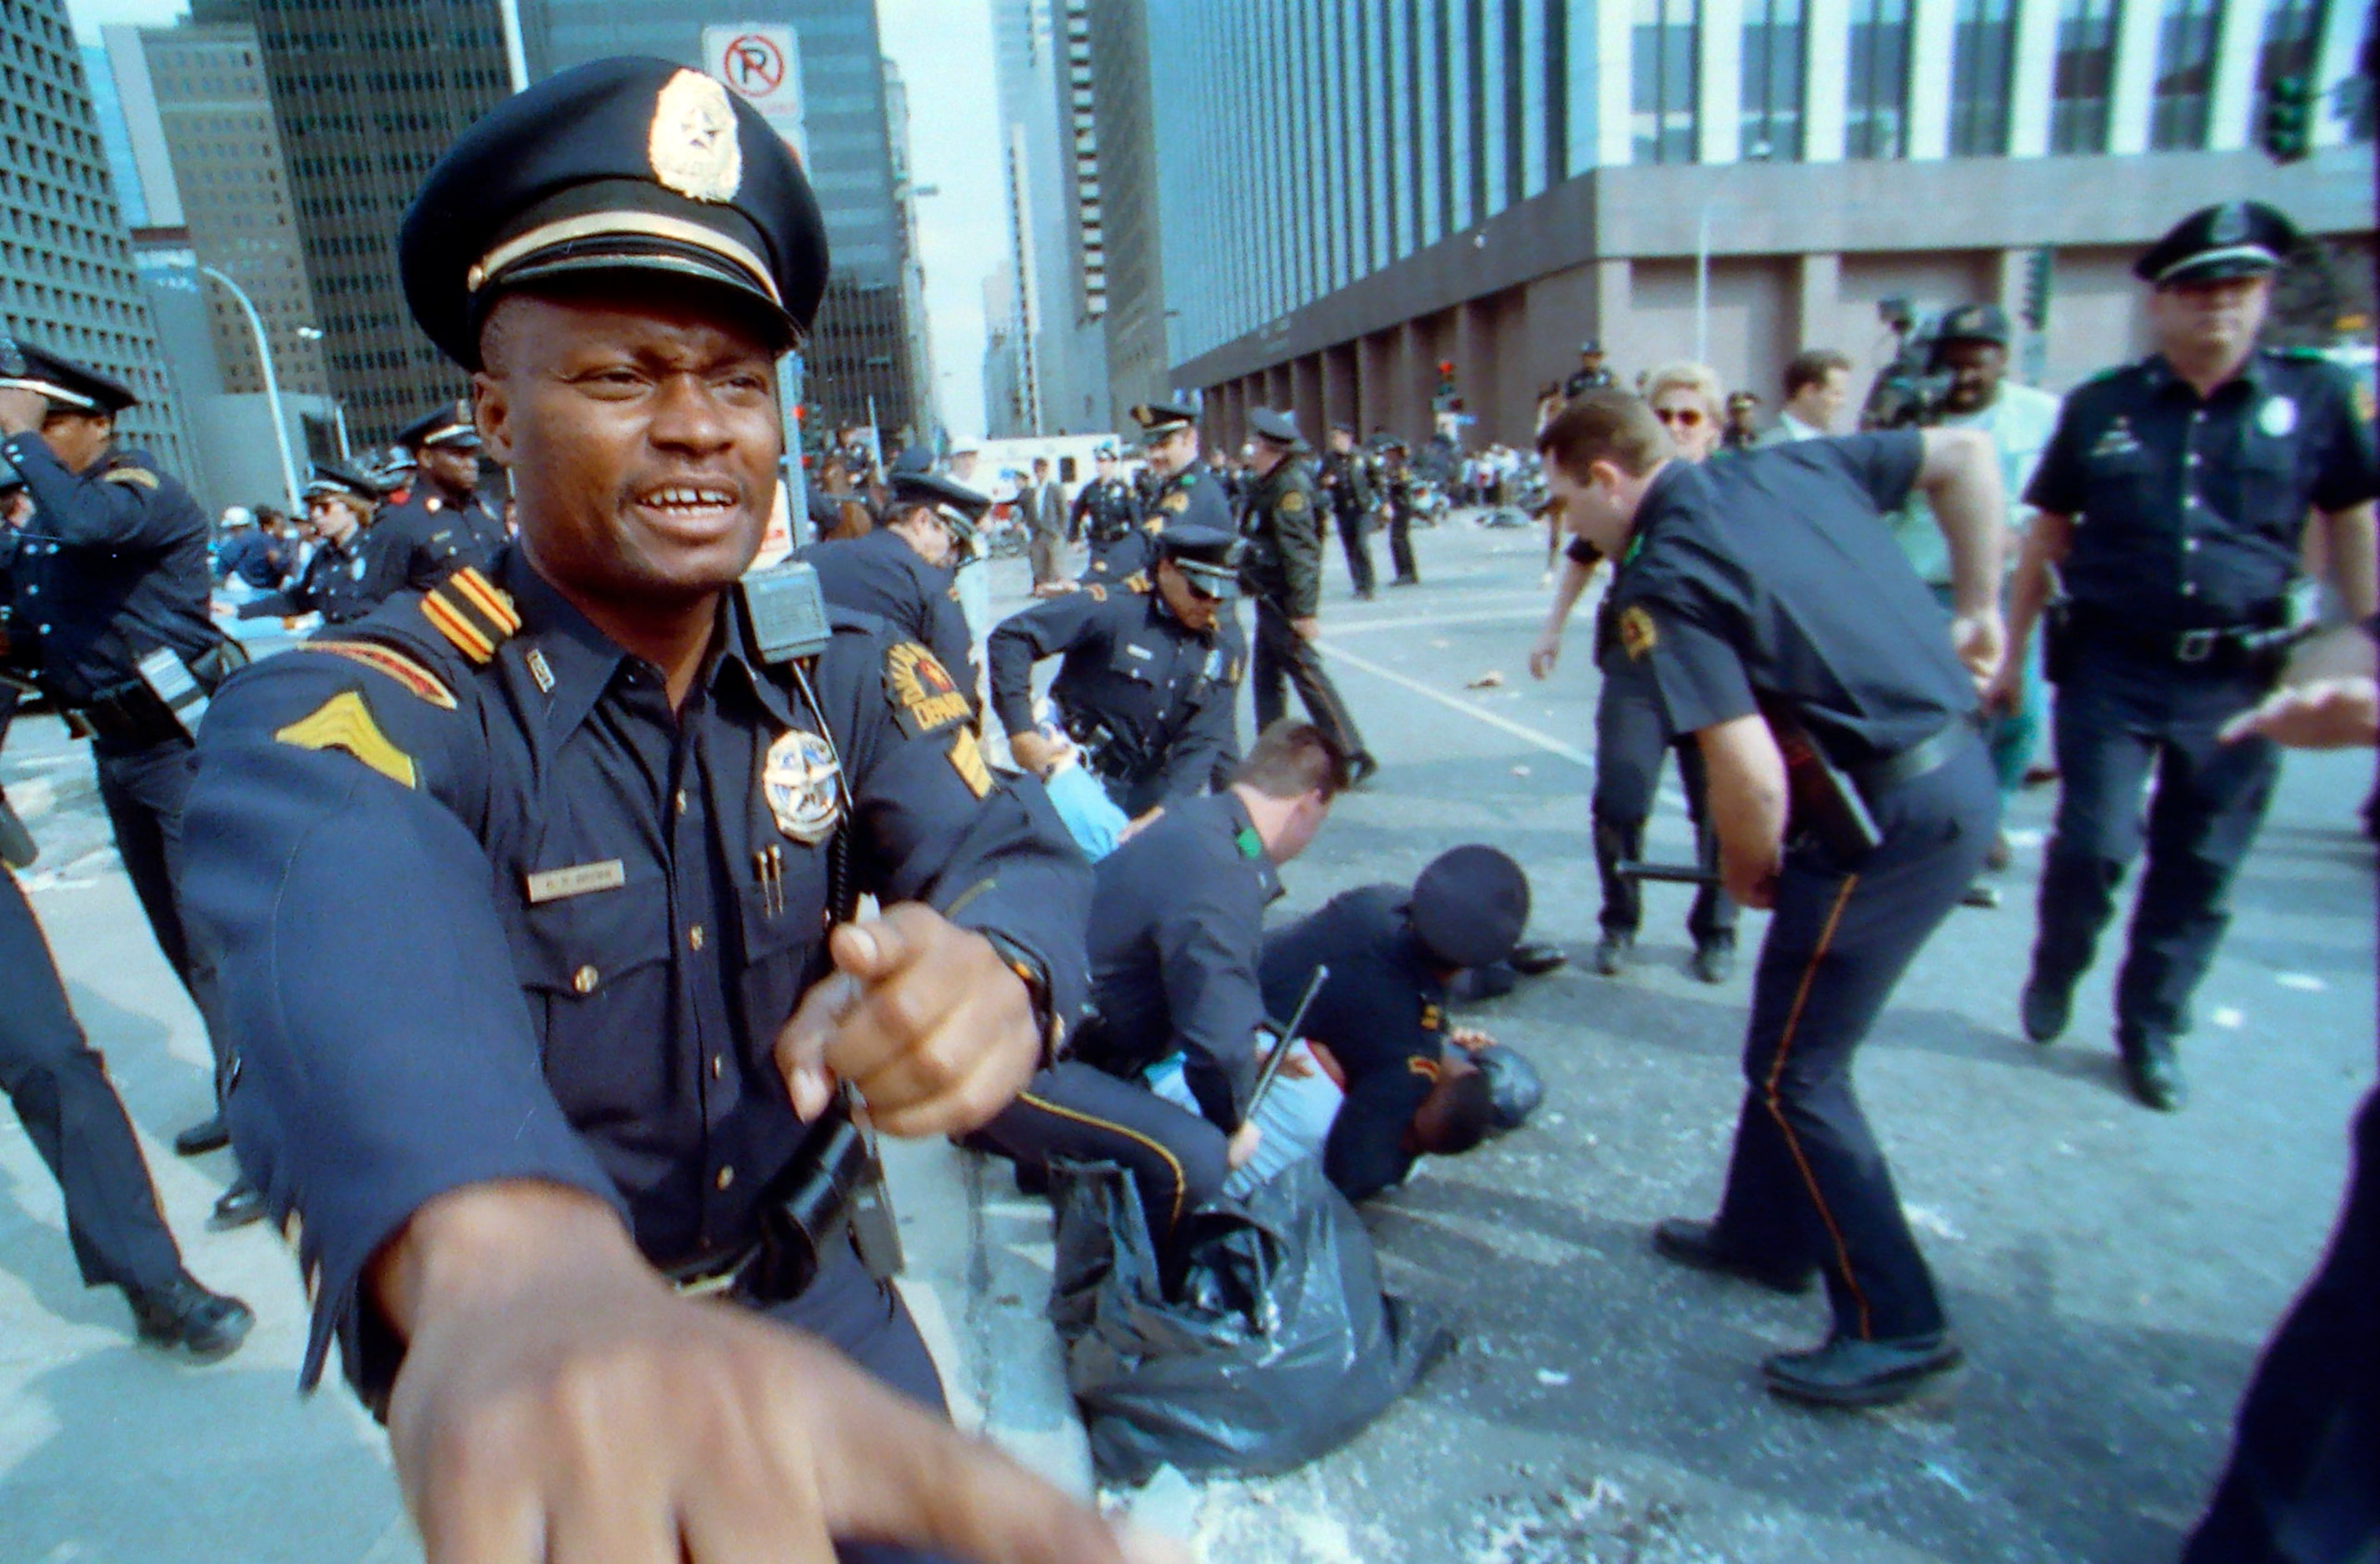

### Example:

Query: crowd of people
xmin=0 ymin=50 xmax=2373 ymax=1564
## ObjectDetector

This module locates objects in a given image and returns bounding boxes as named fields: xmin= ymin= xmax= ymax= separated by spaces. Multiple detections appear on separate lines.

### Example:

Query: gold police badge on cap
xmin=650 ymin=70 xmax=742 ymax=203
xmin=762 ymin=728 xmax=841 ymax=844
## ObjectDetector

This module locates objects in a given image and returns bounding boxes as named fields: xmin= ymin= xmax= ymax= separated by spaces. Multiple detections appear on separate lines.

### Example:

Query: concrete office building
xmin=1 ymin=0 xmax=194 ymax=476
xmin=520 ymin=0 xmax=931 ymax=436
xmin=1138 ymin=0 xmax=2373 ymax=449
xmin=1081 ymin=0 xmax=1166 ymax=428
xmin=192 ymin=0 xmax=513 ymax=448
xmin=989 ymin=0 xmax=1107 ymax=434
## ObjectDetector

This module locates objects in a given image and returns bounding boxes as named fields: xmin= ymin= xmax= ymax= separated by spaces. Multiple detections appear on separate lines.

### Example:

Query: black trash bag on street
xmin=1048 ymin=1156 xmax=1452 ymax=1486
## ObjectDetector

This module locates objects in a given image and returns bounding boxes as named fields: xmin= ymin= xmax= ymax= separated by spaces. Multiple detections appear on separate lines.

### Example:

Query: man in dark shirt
xmin=975 ymin=721 xmax=1346 ymax=1248
xmin=800 ymin=466 xmax=983 ymax=695
xmin=1242 ymin=408 xmax=1374 ymax=781
xmin=1070 ymin=442 xmax=1143 ymax=580
xmin=1540 ymin=390 xmax=2006 ymax=1408
xmin=233 ymin=462 xmax=402 ymax=626
xmin=1563 ymin=339 xmax=1618 ymax=401
xmin=993 ymin=524 xmax=1248 ymax=815
xmin=1318 ymin=421 xmax=1379 ymax=600
xmin=176 ymin=58 xmax=1134 ymax=1562
xmin=1996 ymin=202 xmax=2378 ymax=1112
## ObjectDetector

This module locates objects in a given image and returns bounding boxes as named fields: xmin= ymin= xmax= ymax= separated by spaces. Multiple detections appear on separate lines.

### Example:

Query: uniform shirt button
xmin=715 ymin=1165 xmax=735 ymax=1191
xmin=22 ymin=584 xmax=33 ymax=595
xmin=37 ymin=624 xmax=49 ymax=635
xmin=572 ymin=964 xmax=599 ymax=994
xmin=688 ymin=924 xmax=705 ymax=951
xmin=675 ymin=789 xmax=689 ymax=815
xmin=2185 ymin=538 xmax=2201 ymax=552
xmin=710 ymin=1054 xmax=725 ymax=1080
xmin=2182 ymin=582 xmax=2199 ymax=596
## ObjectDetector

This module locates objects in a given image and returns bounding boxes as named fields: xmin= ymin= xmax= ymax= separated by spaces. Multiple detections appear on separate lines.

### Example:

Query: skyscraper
xmin=517 ymin=0 xmax=929 ymax=436
xmin=1081 ymin=0 xmax=1165 ymax=429
xmin=989 ymin=0 xmax=1105 ymax=433
xmin=0 ymin=0 xmax=193 ymax=474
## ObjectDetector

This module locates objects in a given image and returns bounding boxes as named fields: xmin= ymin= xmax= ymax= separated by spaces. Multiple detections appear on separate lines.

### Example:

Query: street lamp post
xmin=198 ymin=265 xmax=302 ymax=512
xmin=1694 ymin=143 xmax=1772 ymax=366
xmin=296 ymin=325 xmax=347 ymax=458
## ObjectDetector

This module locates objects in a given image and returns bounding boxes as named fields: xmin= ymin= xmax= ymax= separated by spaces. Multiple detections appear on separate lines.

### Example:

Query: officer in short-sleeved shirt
xmin=801 ymin=468 xmax=983 ymax=695
xmin=988 ymin=523 xmax=1247 ymax=814
xmin=1240 ymin=406 xmax=1372 ymax=775
xmin=1069 ymin=442 xmax=1142 ymax=579
xmin=2010 ymin=201 xmax=2379 ymax=1112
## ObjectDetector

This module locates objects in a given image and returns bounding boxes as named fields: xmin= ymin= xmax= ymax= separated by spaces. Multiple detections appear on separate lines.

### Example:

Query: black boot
xmin=210 ymin=1178 xmax=266 ymax=1230
xmin=127 ymin=1273 xmax=254 ymax=1361
xmin=172 ymin=1112 xmax=230 ymax=1157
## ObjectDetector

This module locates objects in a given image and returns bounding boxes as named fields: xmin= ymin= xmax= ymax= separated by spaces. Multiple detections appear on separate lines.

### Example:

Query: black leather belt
xmin=1849 ymin=720 xmax=1975 ymax=798
xmin=2069 ymin=605 xmax=2298 ymax=669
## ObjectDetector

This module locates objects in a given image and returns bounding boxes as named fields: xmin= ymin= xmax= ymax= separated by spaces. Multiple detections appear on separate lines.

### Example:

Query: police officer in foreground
xmin=371 ymin=400 xmax=506 ymax=590
xmin=801 ymin=467 xmax=983 ymax=695
xmin=1540 ymin=391 xmax=2008 ymax=1407
xmin=0 ymin=346 xmax=251 ymax=1167
xmin=1996 ymin=202 xmax=2377 ymax=1112
xmin=177 ymin=57 xmax=1159 ymax=1564
xmin=991 ymin=523 xmax=1248 ymax=815
xmin=976 ymin=721 xmax=1347 ymax=1250
xmin=232 ymin=461 xmax=402 ymax=626
xmin=1241 ymin=408 xmax=1375 ymax=783
xmin=1318 ymin=421 xmax=1379 ymax=600
xmin=1070 ymin=441 xmax=1143 ymax=581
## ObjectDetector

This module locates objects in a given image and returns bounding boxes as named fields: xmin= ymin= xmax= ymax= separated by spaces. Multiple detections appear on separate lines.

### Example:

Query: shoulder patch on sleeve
xmin=1279 ymin=489 xmax=1307 ymax=515
xmin=1160 ymin=491 xmax=1190 ymax=514
xmin=1083 ymin=583 xmax=1108 ymax=602
xmin=884 ymin=641 xmax=973 ymax=736
xmin=418 ymin=565 xmax=520 ymax=665
xmin=296 ymin=640 xmax=458 ymax=710
xmin=275 ymin=690 xmax=417 ymax=789
xmin=101 ymin=466 xmax=158 ymax=488
xmin=1618 ymin=605 xmax=1659 ymax=660
xmin=946 ymin=725 xmax=994 ymax=798
xmin=1124 ymin=571 xmax=1152 ymax=594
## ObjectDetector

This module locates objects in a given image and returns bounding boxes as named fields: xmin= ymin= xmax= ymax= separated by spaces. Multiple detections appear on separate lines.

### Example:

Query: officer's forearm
xmin=1916 ymin=429 xmax=2004 ymax=618
xmin=2002 ymin=514 xmax=2070 ymax=658
xmin=983 ymin=638 xmax=1038 ymax=737
xmin=2320 ymin=504 xmax=2378 ymax=621
xmin=1695 ymin=714 xmax=1789 ymax=901
xmin=372 ymin=1179 xmax=647 ymax=1345
xmin=1543 ymin=557 xmax=1596 ymax=635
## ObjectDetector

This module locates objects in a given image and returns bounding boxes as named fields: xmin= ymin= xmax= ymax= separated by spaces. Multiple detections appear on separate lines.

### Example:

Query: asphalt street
xmin=0 ymin=513 xmax=2371 ymax=1564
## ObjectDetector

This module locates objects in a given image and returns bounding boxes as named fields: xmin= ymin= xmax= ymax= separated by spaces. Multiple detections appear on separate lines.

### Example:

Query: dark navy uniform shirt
xmin=179 ymin=546 xmax=1089 ymax=1398
xmin=1258 ymin=884 xmax=1449 ymax=1203
xmin=800 ymin=526 xmax=976 ymax=695
xmin=237 ymin=533 xmax=403 ymax=625
xmin=1319 ymin=449 xmax=1377 ymax=519
xmin=1609 ymin=433 xmax=1974 ymax=766
xmin=986 ymin=577 xmax=1244 ymax=804
xmin=1076 ymin=789 xmax=1277 ymax=1131
xmin=217 ymin=529 xmax=296 ymax=590
xmin=368 ymin=487 xmax=501 ymax=593
xmin=0 ymin=434 xmax=217 ymax=705
xmin=2025 ymin=350 xmax=2378 ymax=630
xmin=1239 ymin=458 xmax=1326 ymax=617
xmin=1070 ymin=476 xmax=1140 ymax=547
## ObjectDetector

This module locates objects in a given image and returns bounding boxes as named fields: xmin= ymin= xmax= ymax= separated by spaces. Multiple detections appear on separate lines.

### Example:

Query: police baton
xmin=1242 ymin=964 xmax=1329 ymax=1127
xmin=1616 ymin=859 xmax=1718 ymax=887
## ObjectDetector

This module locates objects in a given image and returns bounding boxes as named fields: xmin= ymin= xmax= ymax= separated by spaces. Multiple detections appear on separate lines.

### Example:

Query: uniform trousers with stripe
xmin=976 ymin=1060 xmax=1229 ymax=1250
xmin=1710 ymin=732 xmax=1998 ymax=1343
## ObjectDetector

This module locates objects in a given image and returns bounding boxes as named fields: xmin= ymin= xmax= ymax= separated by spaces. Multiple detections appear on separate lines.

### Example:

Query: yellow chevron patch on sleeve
xmin=274 ymin=690 xmax=418 ymax=789
xmin=102 ymin=466 xmax=159 ymax=488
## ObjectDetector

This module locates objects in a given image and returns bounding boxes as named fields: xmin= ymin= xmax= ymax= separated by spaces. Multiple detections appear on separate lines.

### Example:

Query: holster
xmin=2042 ymin=600 xmax=2074 ymax=686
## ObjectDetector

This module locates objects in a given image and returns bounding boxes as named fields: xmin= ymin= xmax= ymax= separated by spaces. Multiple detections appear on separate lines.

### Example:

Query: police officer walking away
xmin=993 ymin=523 xmax=1248 ymax=814
xmin=801 ymin=466 xmax=984 ymax=694
xmin=371 ymin=400 xmax=506 ymax=589
xmin=1242 ymin=408 xmax=1375 ymax=781
xmin=1999 ymin=202 xmax=2377 ymax=1112
xmin=1541 ymin=391 xmax=2009 ymax=1407
xmin=1071 ymin=441 xmax=1143 ymax=581
xmin=1319 ymin=421 xmax=1380 ymax=600
xmin=177 ymin=57 xmax=1143 ymax=1563
xmin=232 ymin=461 xmax=404 ymax=626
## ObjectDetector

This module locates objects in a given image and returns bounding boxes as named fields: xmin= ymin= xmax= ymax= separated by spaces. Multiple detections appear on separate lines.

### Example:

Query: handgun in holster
xmin=1755 ymin=692 xmax=1883 ymax=863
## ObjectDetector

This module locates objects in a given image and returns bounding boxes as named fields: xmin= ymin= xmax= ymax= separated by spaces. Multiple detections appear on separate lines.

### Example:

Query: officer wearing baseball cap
xmin=1242 ymin=407 xmax=1375 ymax=784
xmin=1999 ymin=201 xmax=2377 ymax=1111
xmin=801 ymin=467 xmax=983 ymax=693
xmin=177 ymin=55 xmax=1138 ymax=1564
xmin=989 ymin=518 xmax=1251 ymax=815
xmin=374 ymin=398 xmax=507 ymax=585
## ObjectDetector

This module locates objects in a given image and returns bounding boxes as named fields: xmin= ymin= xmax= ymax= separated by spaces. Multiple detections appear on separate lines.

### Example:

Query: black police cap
xmin=0 ymin=342 xmax=138 ymax=414
xmin=1410 ymin=845 xmax=1530 ymax=969
xmin=401 ymin=57 xmax=830 ymax=370
xmin=1247 ymin=406 xmax=1309 ymax=452
xmin=1579 ymin=338 xmax=1603 ymax=355
xmin=396 ymin=400 xmax=480 ymax=452
xmin=1130 ymin=401 xmax=1198 ymax=441
xmin=1933 ymin=302 xmax=2011 ymax=350
xmin=888 ymin=470 xmax=991 ymax=527
xmin=2135 ymin=202 xmax=2298 ymax=288
xmin=304 ymin=460 xmax=387 ymax=505
xmin=1155 ymin=521 xmax=1244 ymax=599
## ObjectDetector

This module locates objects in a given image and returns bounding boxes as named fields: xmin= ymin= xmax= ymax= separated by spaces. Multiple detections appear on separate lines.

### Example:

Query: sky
xmin=62 ymin=0 xmax=1012 ymax=438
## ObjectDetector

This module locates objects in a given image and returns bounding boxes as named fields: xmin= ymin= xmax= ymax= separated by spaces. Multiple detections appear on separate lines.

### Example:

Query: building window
xmin=2049 ymin=0 xmax=2121 ymax=152
xmin=1741 ymin=0 xmax=1806 ymax=158
xmin=2252 ymin=0 xmax=2323 ymax=119
xmin=2148 ymin=0 xmax=2220 ymax=148
xmin=1632 ymin=0 xmax=1700 ymax=163
xmin=1949 ymin=0 xmax=2018 ymax=152
xmin=1845 ymin=0 xmax=1913 ymax=157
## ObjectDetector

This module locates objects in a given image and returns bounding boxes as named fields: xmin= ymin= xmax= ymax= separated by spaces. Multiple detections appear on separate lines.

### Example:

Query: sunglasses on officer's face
xmin=1652 ymin=406 xmax=1706 ymax=429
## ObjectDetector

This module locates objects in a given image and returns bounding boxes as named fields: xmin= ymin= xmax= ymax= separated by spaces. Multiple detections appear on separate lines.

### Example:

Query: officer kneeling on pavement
xmin=974 ymin=720 xmax=1347 ymax=1254
xmin=1540 ymin=390 xmax=2009 ymax=1409
xmin=992 ymin=522 xmax=1248 ymax=816
xmin=801 ymin=466 xmax=984 ymax=700
xmin=176 ymin=57 xmax=1169 ymax=1564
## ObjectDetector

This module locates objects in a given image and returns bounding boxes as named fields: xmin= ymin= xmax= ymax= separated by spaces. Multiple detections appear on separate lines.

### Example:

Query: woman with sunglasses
xmin=1529 ymin=362 xmax=1740 ymax=982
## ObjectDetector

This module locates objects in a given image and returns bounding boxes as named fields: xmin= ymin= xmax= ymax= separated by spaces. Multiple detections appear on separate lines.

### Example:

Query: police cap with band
xmin=1130 ymin=401 xmax=1199 ymax=442
xmin=401 ymin=56 xmax=831 ymax=370
xmin=1409 ymin=844 xmax=1530 ymax=970
xmin=396 ymin=400 xmax=481 ymax=452
xmin=0 ymin=342 xmax=139 ymax=415
xmin=2134 ymin=201 xmax=2299 ymax=288
xmin=1933 ymin=302 xmax=2011 ymax=350
xmin=887 ymin=470 xmax=990 ymax=537
xmin=1247 ymin=406 xmax=1309 ymax=453
xmin=304 ymin=460 xmax=388 ymax=506
xmin=1154 ymin=521 xmax=1244 ymax=600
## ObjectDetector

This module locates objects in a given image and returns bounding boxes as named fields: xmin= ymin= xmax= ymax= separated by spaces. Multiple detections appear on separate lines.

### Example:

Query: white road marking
xmin=2212 ymin=1007 xmax=2245 ymax=1029
xmin=1319 ymin=638 xmax=1596 ymax=770
xmin=2276 ymin=973 xmax=2328 ymax=993
xmin=1329 ymin=605 xmax=1551 ymax=637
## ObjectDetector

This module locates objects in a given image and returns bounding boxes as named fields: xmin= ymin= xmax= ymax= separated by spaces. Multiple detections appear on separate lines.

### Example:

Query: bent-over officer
xmin=975 ymin=721 xmax=1346 ymax=1249
xmin=992 ymin=523 xmax=1247 ymax=815
xmin=1998 ymin=202 xmax=2378 ymax=1112
xmin=234 ymin=461 xmax=403 ymax=626
xmin=802 ymin=466 xmax=983 ymax=696
xmin=1541 ymin=391 xmax=2009 ymax=1409
xmin=1241 ymin=408 xmax=1375 ymax=782
xmin=371 ymin=400 xmax=506 ymax=589
xmin=175 ymin=57 xmax=1152 ymax=1564
xmin=1070 ymin=441 xmax=1142 ymax=580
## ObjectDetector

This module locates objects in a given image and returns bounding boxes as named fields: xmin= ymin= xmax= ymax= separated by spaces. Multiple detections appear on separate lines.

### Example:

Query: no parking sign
xmin=702 ymin=24 xmax=806 ymax=163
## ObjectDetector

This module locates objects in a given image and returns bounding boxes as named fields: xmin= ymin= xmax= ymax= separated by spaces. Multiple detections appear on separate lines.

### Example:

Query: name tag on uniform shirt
xmin=524 ymin=859 xmax=626 ymax=904
xmin=1125 ymin=643 xmax=1153 ymax=660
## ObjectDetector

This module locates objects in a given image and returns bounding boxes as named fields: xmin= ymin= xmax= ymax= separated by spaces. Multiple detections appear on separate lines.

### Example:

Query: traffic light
xmin=2021 ymin=250 xmax=2054 ymax=332
xmin=2261 ymin=75 xmax=2313 ymax=164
